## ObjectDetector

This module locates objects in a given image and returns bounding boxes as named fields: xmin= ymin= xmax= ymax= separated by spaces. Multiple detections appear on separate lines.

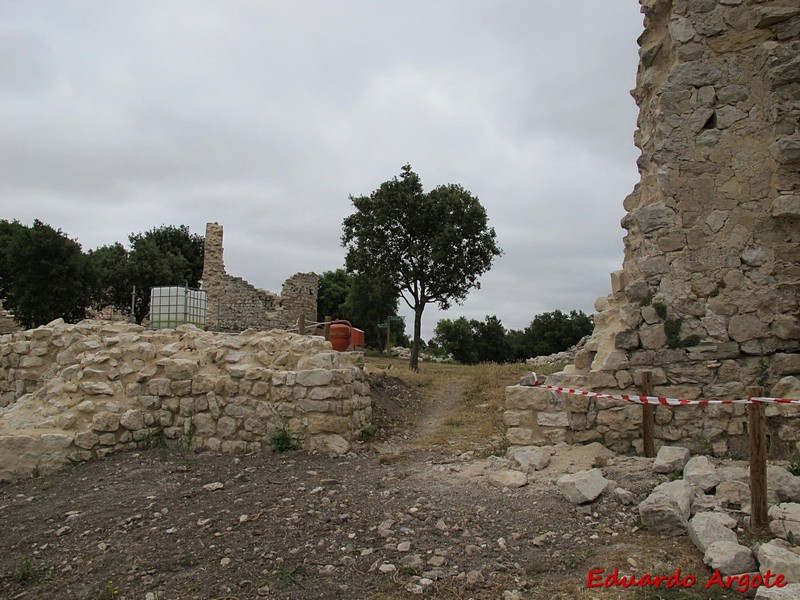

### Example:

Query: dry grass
xmin=365 ymin=356 xmax=559 ymax=453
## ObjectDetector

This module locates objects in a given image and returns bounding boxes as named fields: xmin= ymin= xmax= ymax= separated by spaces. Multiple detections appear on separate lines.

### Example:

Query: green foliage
xmin=433 ymin=310 xmax=592 ymax=364
xmin=652 ymin=301 xmax=668 ymax=321
xmin=658 ymin=307 xmax=700 ymax=349
xmin=0 ymin=219 xmax=94 ymax=328
xmin=15 ymin=556 xmax=34 ymax=584
xmin=359 ymin=423 xmax=378 ymax=440
xmin=433 ymin=317 xmax=479 ymax=364
xmin=342 ymin=164 xmax=501 ymax=370
xmin=317 ymin=269 xmax=352 ymax=321
xmin=127 ymin=225 xmax=204 ymax=324
xmin=757 ymin=356 xmax=770 ymax=391
xmin=86 ymin=242 xmax=132 ymax=314
xmin=271 ymin=426 xmax=299 ymax=452
xmin=473 ymin=315 xmax=510 ymax=364
xmin=510 ymin=309 xmax=594 ymax=360
xmin=316 ymin=269 xmax=405 ymax=349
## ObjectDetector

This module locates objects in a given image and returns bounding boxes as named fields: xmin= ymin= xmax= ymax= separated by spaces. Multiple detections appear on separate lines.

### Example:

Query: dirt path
xmin=406 ymin=380 xmax=468 ymax=450
xmin=0 ymin=361 xmax=739 ymax=600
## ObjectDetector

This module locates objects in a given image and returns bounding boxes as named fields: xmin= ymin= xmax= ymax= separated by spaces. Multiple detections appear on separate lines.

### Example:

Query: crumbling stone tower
xmin=201 ymin=222 xmax=318 ymax=332
xmin=534 ymin=0 xmax=799 ymax=456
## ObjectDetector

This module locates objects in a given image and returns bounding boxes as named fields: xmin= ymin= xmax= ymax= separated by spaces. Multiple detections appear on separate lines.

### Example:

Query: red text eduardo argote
xmin=587 ymin=567 xmax=788 ymax=593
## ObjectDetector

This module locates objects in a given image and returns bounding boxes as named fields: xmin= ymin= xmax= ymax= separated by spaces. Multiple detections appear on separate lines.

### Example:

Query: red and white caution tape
xmin=524 ymin=373 xmax=800 ymax=406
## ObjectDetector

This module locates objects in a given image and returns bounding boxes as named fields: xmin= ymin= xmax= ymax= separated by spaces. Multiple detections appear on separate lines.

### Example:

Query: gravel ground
xmin=0 ymin=373 xmax=739 ymax=600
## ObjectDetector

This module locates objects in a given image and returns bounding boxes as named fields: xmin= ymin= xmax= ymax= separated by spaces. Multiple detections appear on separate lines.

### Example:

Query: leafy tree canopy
xmin=316 ymin=269 xmax=406 ymax=349
xmin=86 ymin=242 xmax=131 ymax=314
xmin=127 ymin=225 xmax=205 ymax=323
xmin=0 ymin=219 xmax=93 ymax=328
xmin=508 ymin=309 xmax=594 ymax=360
xmin=342 ymin=164 xmax=501 ymax=369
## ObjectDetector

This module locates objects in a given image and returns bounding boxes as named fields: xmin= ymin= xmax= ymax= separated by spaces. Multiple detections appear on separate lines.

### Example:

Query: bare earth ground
xmin=0 ymin=358 xmax=747 ymax=600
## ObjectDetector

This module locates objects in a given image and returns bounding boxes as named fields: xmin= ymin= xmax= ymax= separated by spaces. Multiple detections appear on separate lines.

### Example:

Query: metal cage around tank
xmin=149 ymin=286 xmax=207 ymax=329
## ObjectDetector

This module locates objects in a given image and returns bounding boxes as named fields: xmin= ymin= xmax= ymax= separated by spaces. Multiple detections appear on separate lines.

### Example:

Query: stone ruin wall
xmin=201 ymin=223 xmax=318 ymax=332
xmin=0 ymin=319 xmax=371 ymax=481
xmin=506 ymin=0 xmax=800 ymax=458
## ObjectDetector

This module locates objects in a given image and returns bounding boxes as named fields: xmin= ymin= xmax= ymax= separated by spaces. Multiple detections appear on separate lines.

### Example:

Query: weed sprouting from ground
xmin=271 ymin=426 xmax=299 ymax=452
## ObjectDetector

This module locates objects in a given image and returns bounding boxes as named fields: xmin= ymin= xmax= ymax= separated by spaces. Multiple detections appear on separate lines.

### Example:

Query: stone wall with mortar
xmin=201 ymin=222 xmax=318 ymax=332
xmin=505 ymin=0 xmax=799 ymax=457
xmin=0 ymin=319 xmax=371 ymax=481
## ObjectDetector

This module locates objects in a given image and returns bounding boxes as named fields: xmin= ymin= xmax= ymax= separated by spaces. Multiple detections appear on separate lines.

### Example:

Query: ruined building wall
xmin=506 ymin=0 xmax=800 ymax=457
xmin=201 ymin=223 xmax=318 ymax=332
xmin=0 ymin=320 xmax=370 ymax=481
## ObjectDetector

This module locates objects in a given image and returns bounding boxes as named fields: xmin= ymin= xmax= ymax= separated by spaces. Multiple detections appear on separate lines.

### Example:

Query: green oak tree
xmin=86 ymin=242 xmax=132 ymax=315
xmin=342 ymin=165 xmax=501 ymax=370
xmin=0 ymin=219 xmax=93 ymax=328
xmin=127 ymin=225 xmax=205 ymax=323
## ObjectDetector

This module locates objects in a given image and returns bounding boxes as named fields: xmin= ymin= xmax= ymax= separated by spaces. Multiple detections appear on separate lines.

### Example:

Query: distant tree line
xmin=430 ymin=310 xmax=593 ymax=365
xmin=0 ymin=219 xmax=203 ymax=328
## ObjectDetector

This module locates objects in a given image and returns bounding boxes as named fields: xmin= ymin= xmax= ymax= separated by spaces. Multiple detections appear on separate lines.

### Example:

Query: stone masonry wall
xmin=0 ymin=319 xmax=371 ymax=481
xmin=201 ymin=222 xmax=318 ymax=332
xmin=505 ymin=0 xmax=799 ymax=458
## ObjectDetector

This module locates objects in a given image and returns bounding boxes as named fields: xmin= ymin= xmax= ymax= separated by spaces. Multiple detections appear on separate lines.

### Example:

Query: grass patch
xmin=376 ymin=453 xmax=409 ymax=465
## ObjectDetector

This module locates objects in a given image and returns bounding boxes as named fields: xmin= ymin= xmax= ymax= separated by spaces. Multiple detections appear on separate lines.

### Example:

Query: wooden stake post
xmin=748 ymin=385 xmax=768 ymax=531
xmin=641 ymin=371 xmax=655 ymax=458
xmin=298 ymin=315 xmax=306 ymax=335
xmin=323 ymin=316 xmax=332 ymax=341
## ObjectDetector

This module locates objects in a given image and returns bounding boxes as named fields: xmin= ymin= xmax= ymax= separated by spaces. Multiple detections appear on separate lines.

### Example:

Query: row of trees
xmin=0 ymin=220 xmax=204 ymax=328
xmin=430 ymin=310 xmax=593 ymax=364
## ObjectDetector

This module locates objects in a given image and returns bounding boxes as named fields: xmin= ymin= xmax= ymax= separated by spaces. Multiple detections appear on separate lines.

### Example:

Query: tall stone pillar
xmin=201 ymin=222 xmax=225 ymax=314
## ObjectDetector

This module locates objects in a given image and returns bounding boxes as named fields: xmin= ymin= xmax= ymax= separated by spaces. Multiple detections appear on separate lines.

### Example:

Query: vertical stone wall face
xmin=506 ymin=0 xmax=800 ymax=457
xmin=282 ymin=273 xmax=320 ymax=327
xmin=201 ymin=223 xmax=318 ymax=332
xmin=0 ymin=320 xmax=371 ymax=481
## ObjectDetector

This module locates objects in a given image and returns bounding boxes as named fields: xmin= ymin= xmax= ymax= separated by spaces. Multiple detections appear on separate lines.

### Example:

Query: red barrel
xmin=329 ymin=323 xmax=352 ymax=351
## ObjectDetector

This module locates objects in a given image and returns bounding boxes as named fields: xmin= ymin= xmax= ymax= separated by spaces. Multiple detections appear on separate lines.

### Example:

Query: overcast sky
xmin=1 ymin=1 xmax=643 ymax=341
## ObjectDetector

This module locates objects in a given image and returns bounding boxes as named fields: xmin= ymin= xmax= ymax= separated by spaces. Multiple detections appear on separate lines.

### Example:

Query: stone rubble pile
xmin=637 ymin=445 xmax=800 ymax=583
xmin=0 ymin=319 xmax=371 ymax=481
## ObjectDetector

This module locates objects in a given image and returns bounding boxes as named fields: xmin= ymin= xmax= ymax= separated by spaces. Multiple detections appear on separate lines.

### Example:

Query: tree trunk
xmin=409 ymin=304 xmax=424 ymax=371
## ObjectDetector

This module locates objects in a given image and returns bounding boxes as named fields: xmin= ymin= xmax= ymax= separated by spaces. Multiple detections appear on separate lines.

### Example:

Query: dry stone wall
xmin=506 ymin=0 xmax=799 ymax=457
xmin=0 ymin=319 xmax=371 ymax=481
xmin=201 ymin=223 xmax=318 ymax=332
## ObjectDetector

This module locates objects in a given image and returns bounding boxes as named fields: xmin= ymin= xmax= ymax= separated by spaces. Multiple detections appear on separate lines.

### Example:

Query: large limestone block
xmin=717 ymin=480 xmax=750 ymax=509
xmin=157 ymin=358 xmax=199 ymax=379
xmin=704 ymin=541 xmax=757 ymax=576
xmin=537 ymin=412 xmax=569 ymax=427
xmin=505 ymin=427 xmax=541 ymax=446
xmin=689 ymin=512 xmax=738 ymax=554
xmin=295 ymin=369 xmax=333 ymax=387
xmin=769 ymin=504 xmax=800 ymax=540
xmin=684 ymin=456 xmax=720 ymax=492
xmin=653 ymin=446 xmax=691 ymax=474
xmin=488 ymin=470 xmax=528 ymax=489
xmin=768 ymin=466 xmax=800 ymax=504
xmin=0 ymin=435 xmax=41 ymax=481
xmin=756 ymin=540 xmax=800 ymax=583
xmin=638 ymin=480 xmax=693 ymax=536
xmin=309 ymin=433 xmax=350 ymax=454
xmin=755 ymin=584 xmax=800 ymax=599
xmin=556 ymin=468 xmax=609 ymax=505
xmin=505 ymin=385 xmax=548 ymax=411
xmin=91 ymin=412 xmax=120 ymax=432
xmin=507 ymin=446 xmax=550 ymax=473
